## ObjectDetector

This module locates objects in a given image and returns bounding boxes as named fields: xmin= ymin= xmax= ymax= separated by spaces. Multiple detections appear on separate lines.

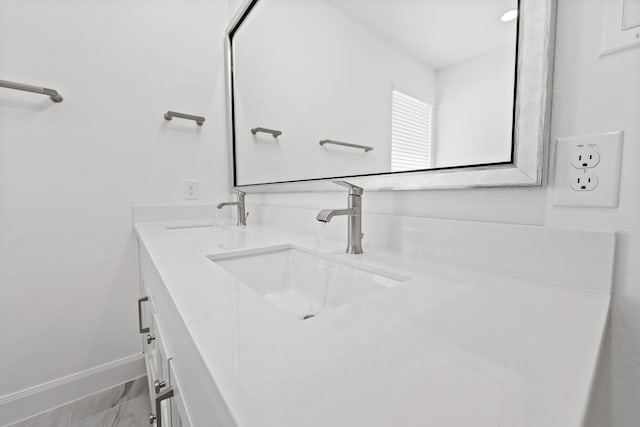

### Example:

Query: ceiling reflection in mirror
xmin=230 ymin=0 xmax=519 ymax=186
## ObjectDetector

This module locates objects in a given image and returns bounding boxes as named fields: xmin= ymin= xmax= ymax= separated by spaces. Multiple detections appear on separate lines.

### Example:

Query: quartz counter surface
xmin=135 ymin=220 xmax=610 ymax=427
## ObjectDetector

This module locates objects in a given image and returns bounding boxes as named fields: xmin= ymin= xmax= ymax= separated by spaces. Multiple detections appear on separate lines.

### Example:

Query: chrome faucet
xmin=217 ymin=190 xmax=249 ymax=226
xmin=316 ymin=181 xmax=363 ymax=254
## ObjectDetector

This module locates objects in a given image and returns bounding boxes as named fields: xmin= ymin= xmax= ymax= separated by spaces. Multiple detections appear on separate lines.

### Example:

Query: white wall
xmin=232 ymin=0 xmax=640 ymax=426
xmin=434 ymin=43 xmax=516 ymax=168
xmin=0 ymin=0 xmax=230 ymax=403
xmin=1 ymin=0 xmax=637 ymax=426
xmin=233 ymin=0 xmax=436 ymax=184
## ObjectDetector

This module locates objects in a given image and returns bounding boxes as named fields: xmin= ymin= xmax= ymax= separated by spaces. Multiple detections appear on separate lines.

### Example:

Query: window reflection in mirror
xmin=231 ymin=0 xmax=519 ymax=185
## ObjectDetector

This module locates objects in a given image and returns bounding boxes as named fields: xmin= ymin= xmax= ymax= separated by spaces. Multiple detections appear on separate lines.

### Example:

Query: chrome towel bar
xmin=0 ymin=79 xmax=63 ymax=102
xmin=251 ymin=127 xmax=282 ymax=137
xmin=164 ymin=111 xmax=205 ymax=126
xmin=319 ymin=139 xmax=373 ymax=152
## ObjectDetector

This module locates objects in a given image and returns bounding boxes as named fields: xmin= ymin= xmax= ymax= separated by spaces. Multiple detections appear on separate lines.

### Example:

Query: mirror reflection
xmin=231 ymin=0 xmax=519 ymax=185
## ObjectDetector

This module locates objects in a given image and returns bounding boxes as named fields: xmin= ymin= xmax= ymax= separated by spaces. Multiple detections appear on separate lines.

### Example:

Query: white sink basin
xmin=208 ymin=244 xmax=412 ymax=319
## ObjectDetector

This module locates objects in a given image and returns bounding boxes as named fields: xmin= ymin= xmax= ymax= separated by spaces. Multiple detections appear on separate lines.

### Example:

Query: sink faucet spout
xmin=316 ymin=181 xmax=363 ymax=254
xmin=217 ymin=201 xmax=238 ymax=209
xmin=216 ymin=191 xmax=248 ymax=226
xmin=316 ymin=208 xmax=357 ymax=223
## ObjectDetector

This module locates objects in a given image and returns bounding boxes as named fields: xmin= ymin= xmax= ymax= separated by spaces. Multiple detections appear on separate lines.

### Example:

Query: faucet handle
xmin=232 ymin=189 xmax=246 ymax=196
xmin=332 ymin=180 xmax=363 ymax=195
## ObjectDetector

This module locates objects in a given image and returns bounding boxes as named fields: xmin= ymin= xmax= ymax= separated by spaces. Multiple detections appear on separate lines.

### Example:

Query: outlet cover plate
xmin=553 ymin=131 xmax=624 ymax=208
xmin=184 ymin=180 xmax=199 ymax=200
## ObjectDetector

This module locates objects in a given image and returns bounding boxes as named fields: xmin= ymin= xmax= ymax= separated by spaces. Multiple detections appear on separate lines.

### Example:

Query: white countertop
xmin=136 ymin=219 xmax=610 ymax=427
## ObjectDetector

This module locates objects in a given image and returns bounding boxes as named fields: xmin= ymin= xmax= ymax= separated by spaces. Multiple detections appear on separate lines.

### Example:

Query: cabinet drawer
xmin=138 ymin=239 xmax=236 ymax=427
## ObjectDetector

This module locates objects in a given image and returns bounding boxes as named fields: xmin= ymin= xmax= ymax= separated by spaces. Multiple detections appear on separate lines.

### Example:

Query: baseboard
xmin=0 ymin=353 xmax=145 ymax=427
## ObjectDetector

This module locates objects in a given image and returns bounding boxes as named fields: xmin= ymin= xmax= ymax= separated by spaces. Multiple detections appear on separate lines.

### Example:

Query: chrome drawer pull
xmin=137 ymin=297 xmax=150 ymax=334
xmin=154 ymin=388 xmax=174 ymax=427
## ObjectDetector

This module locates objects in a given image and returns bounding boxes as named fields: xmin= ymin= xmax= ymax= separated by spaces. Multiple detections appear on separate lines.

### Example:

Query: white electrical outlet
xmin=184 ymin=180 xmax=199 ymax=200
xmin=569 ymin=172 xmax=599 ymax=191
xmin=553 ymin=131 xmax=623 ymax=208
xmin=571 ymin=149 xmax=601 ymax=169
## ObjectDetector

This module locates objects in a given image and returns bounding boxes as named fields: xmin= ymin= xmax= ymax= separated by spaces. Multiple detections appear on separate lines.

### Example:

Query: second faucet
xmin=217 ymin=190 xmax=249 ymax=226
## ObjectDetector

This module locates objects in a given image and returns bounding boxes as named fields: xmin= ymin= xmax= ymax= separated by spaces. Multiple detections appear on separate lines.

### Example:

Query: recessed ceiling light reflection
xmin=501 ymin=9 xmax=518 ymax=22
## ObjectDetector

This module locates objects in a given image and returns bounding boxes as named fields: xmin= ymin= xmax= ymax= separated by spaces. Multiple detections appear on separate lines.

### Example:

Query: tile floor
xmin=6 ymin=377 xmax=150 ymax=427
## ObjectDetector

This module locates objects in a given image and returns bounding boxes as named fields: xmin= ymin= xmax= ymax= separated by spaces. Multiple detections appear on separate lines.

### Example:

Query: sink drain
xmin=302 ymin=314 xmax=316 ymax=320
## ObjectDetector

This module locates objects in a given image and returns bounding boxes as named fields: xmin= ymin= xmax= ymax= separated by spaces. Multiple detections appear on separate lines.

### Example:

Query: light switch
xmin=623 ymin=0 xmax=640 ymax=29
xmin=553 ymin=131 xmax=624 ymax=208
xmin=601 ymin=0 xmax=640 ymax=56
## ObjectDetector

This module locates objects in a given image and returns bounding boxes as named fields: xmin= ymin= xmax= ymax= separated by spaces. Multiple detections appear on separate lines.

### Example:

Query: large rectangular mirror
xmin=226 ymin=0 xmax=556 ymax=192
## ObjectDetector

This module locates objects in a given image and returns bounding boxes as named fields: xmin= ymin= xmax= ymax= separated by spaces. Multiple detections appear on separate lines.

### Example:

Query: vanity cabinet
xmin=135 ymin=218 xmax=614 ymax=427
xmin=136 ymin=241 xmax=235 ymax=427
xmin=169 ymin=367 xmax=193 ymax=427
xmin=138 ymin=295 xmax=183 ymax=426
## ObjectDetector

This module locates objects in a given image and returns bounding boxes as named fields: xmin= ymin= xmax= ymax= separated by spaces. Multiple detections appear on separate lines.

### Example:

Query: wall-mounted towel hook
xmin=0 ymin=79 xmax=63 ymax=102
xmin=319 ymin=139 xmax=373 ymax=152
xmin=251 ymin=127 xmax=282 ymax=137
xmin=164 ymin=111 xmax=205 ymax=126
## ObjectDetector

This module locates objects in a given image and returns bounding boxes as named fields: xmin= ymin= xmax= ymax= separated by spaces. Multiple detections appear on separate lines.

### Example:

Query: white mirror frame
xmin=225 ymin=0 xmax=557 ymax=192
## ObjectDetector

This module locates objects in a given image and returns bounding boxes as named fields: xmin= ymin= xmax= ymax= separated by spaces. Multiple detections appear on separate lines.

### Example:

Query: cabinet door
xmin=149 ymin=315 xmax=169 ymax=381
xmin=145 ymin=314 xmax=172 ymax=425
xmin=169 ymin=362 xmax=194 ymax=427
xmin=141 ymin=293 xmax=156 ymax=413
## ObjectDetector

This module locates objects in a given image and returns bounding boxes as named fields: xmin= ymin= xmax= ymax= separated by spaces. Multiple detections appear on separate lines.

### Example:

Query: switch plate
xmin=601 ymin=0 xmax=640 ymax=57
xmin=184 ymin=180 xmax=199 ymax=200
xmin=553 ymin=131 xmax=623 ymax=208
